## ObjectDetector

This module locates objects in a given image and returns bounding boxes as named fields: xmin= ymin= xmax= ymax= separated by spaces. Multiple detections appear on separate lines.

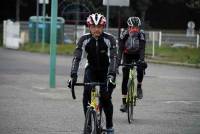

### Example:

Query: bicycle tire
xmin=127 ymin=79 xmax=134 ymax=124
xmin=96 ymin=107 xmax=106 ymax=134
xmin=84 ymin=107 xmax=97 ymax=134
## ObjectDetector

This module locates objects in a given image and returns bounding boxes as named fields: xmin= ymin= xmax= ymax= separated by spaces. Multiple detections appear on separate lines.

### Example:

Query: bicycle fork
xmin=90 ymin=89 xmax=104 ymax=133
xmin=129 ymin=68 xmax=138 ymax=106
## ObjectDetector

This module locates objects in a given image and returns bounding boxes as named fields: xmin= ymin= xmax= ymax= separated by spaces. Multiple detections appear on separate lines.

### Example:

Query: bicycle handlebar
xmin=74 ymin=82 xmax=106 ymax=86
xmin=70 ymin=82 xmax=106 ymax=100
xmin=119 ymin=62 xmax=146 ymax=75
xmin=119 ymin=63 xmax=138 ymax=67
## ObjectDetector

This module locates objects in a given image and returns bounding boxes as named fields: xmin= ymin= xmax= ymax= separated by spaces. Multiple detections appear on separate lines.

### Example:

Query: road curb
xmin=146 ymin=59 xmax=200 ymax=68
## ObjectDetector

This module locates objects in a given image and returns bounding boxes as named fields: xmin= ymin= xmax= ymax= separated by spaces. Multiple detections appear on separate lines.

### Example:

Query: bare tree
xmin=16 ymin=0 xmax=28 ymax=21
xmin=16 ymin=0 xmax=20 ymax=21
xmin=136 ymin=0 xmax=152 ymax=28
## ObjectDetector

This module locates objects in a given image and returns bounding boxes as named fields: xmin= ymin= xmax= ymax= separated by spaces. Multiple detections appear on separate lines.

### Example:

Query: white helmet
xmin=86 ymin=13 xmax=106 ymax=26
xmin=127 ymin=17 xmax=141 ymax=27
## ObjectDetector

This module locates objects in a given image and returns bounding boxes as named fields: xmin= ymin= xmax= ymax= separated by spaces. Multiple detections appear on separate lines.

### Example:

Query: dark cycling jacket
xmin=71 ymin=32 xmax=117 ymax=77
xmin=118 ymin=29 xmax=146 ymax=64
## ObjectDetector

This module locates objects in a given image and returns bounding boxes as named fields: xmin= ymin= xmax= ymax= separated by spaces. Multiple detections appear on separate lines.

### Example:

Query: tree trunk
xmin=16 ymin=0 xmax=20 ymax=21
xmin=141 ymin=10 xmax=146 ymax=29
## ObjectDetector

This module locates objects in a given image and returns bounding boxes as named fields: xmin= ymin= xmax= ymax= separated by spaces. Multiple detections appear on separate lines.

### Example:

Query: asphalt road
xmin=0 ymin=48 xmax=200 ymax=134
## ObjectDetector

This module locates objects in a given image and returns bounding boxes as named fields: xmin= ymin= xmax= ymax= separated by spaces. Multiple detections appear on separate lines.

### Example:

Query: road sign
xmin=186 ymin=21 xmax=195 ymax=37
xmin=187 ymin=21 xmax=195 ymax=29
xmin=103 ymin=0 xmax=129 ymax=7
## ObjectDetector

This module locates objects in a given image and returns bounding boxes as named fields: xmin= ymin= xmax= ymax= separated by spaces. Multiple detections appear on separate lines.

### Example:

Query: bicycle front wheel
xmin=96 ymin=107 xmax=106 ymax=134
xmin=127 ymin=79 xmax=134 ymax=123
xmin=84 ymin=107 xmax=97 ymax=134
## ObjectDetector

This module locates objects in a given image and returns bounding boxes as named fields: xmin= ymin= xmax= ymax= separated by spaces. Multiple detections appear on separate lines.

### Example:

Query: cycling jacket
xmin=118 ymin=29 xmax=146 ymax=64
xmin=71 ymin=32 xmax=117 ymax=77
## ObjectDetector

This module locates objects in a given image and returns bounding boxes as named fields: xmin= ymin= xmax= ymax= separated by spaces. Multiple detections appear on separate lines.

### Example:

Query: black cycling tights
xmin=122 ymin=66 xmax=144 ymax=95
xmin=82 ymin=67 xmax=113 ymax=128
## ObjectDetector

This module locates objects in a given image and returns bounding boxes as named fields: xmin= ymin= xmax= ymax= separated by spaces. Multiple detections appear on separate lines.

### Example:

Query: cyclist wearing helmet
xmin=69 ymin=13 xmax=117 ymax=133
xmin=117 ymin=16 xmax=147 ymax=112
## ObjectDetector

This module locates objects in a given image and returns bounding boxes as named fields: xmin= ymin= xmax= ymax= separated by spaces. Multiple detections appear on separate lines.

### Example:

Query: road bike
xmin=70 ymin=81 xmax=109 ymax=134
xmin=119 ymin=62 xmax=138 ymax=124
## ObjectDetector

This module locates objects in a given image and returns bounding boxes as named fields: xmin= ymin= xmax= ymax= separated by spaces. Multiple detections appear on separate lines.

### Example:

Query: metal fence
xmin=145 ymin=31 xmax=199 ymax=48
xmin=19 ymin=22 xmax=199 ymax=48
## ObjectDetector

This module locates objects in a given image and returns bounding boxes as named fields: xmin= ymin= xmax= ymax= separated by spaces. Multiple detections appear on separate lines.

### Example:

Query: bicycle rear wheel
xmin=84 ymin=107 xmax=97 ymax=134
xmin=127 ymin=79 xmax=134 ymax=123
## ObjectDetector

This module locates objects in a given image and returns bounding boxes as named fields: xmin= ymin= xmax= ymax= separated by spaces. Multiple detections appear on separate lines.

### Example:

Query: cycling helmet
xmin=127 ymin=17 xmax=141 ymax=27
xmin=86 ymin=13 xmax=106 ymax=27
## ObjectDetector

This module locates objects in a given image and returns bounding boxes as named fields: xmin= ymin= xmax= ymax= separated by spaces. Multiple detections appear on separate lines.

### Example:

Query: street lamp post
xmin=49 ymin=0 xmax=58 ymax=88
xmin=42 ymin=0 xmax=46 ymax=48
xmin=36 ymin=0 xmax=39 ymax=43
xmin=106 ymin=0 xmax=109 ymax=32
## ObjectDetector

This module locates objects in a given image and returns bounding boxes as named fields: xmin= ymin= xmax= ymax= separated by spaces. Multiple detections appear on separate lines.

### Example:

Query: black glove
xmin=137 ymin=60 xmax=147 ymax=69
xmin=107 ymin=75 xmax=116 ymax=89
xmin=68 ymin=73 xmax=77 ymax=88
xmin=100 ymin=75 xmax=116 ymax=99
xmin=71 ymin=73 xmax=77 ymax=83
xmin=67 ymin=79 xmax=72 ymax=88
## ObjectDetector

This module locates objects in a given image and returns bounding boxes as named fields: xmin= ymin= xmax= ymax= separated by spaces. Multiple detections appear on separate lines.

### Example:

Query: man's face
xmin=89 ymin=25 xmax=104 ymax=38
xmin=128 ymin=26 xmax=139 ymax=33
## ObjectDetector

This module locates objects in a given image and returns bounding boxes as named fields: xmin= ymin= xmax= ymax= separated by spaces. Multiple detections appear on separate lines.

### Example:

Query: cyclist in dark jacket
xmin=117 ymin=17 xmax=147 ymax=112
xmin=70 ymin=13 xmax=117 ymax=133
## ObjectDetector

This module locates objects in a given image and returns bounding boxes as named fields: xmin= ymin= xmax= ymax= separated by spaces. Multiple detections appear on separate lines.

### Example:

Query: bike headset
xmin=86 ymin=13 xmax=106 ymax=27
xmin=127 ymin=17 xmax=141 ymax=33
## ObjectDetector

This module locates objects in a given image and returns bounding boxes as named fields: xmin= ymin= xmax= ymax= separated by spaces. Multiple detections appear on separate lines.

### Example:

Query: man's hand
xmin=68 ymin=73 xmax=77 ymax=88
xmin=137 ymin=60 xmax=147 ymax=69
xmin=107 ymin=75 xmax=116 ymax=89
xmin=67 ymin=79 xmax=72 ymax=88
xmin=100 ymin=75 xmax=116 ymax=99
xmin=71 ymin=73 xmax=77 ymax=83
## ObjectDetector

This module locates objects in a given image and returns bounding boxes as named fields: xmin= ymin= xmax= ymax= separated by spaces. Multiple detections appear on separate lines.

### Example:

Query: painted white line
xmin=164 ymin=100 xmax=200 ymax=104
xmin=145 ymin=75 xmax=200 ymax=81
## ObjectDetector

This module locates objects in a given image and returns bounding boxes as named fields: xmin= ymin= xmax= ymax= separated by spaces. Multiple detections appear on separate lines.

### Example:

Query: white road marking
xmin=146 ymin=75 xmax=200 ymax=81
xmin=164 ymin=100 xmax=200 ymax=104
